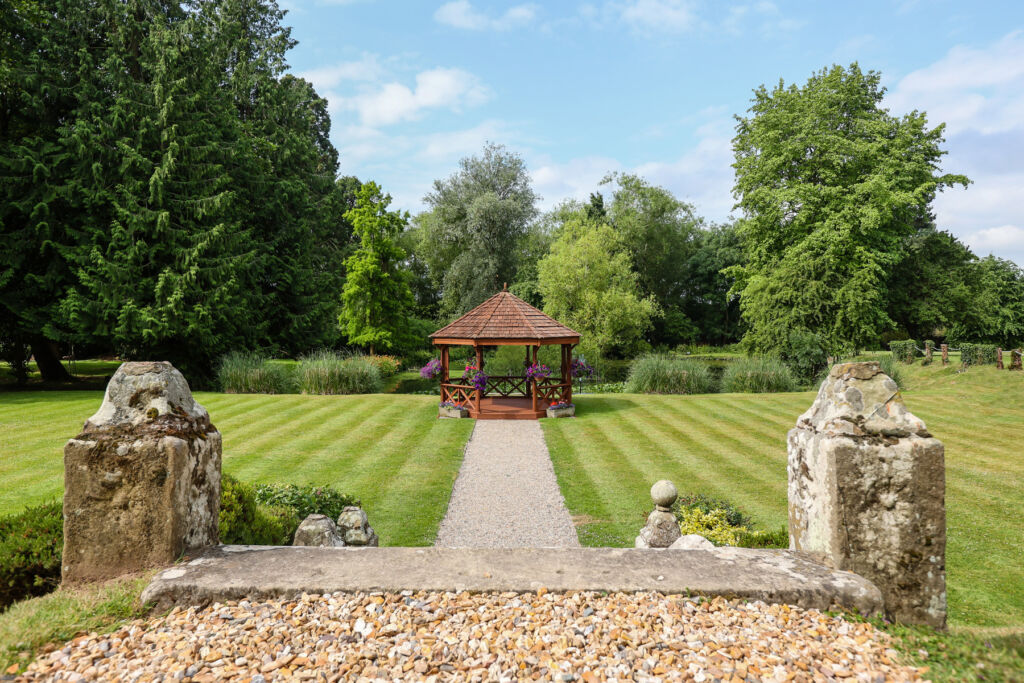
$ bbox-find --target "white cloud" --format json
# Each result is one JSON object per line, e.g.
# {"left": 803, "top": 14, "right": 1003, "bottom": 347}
{"left": 618, "top": 0, "right": 696, "bottom": 33}
{"left": 340, "top": 67, "right": 490, "bottom": 127}
{"left": 434, "top": 1, "right": 538, "bottom": 30}
{"left": 886, "top": 31, "right": 1024, "bottom": 265}
{"left": 297, "top": 55, "right": 384, "bottom": 90}
{"left": 531, "top": 156, "right": 623, "bottom": 208}
{"left": 418, "top": 120, "right": 515, "bottom": 162}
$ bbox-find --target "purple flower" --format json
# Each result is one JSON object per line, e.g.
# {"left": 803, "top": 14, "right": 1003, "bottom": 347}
{"left": 526, "top": 363, "right": 551, "bottom": 380}
{"left": 420, "top": 359, "right": 442, "bottom": 379}
{"left": 571, "top": 358, "right": 594, "bottom": 379}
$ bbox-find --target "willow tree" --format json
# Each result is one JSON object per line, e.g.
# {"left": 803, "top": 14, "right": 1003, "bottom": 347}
{"left": 730, "top": 64, "right": 969, "bottom": 354}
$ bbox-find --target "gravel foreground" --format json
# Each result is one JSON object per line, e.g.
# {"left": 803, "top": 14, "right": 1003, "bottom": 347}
{"left": 21, "top": 591, "right": 926, "bottom": 682}
{"left": 435, "top": 420, "right": 579, "bottom": 548}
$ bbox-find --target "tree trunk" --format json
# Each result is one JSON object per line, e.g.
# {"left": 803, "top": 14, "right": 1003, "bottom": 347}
{"left": 30, "top": 336, "right": 73, "bottom": 382}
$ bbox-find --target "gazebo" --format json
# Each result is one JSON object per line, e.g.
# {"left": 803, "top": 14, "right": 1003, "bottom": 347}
{"left": 429, "top": 286, "right": 581, "bottom": 419}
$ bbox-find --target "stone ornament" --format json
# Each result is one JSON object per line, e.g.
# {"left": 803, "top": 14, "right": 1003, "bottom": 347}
{"left": 635, "top": 479, "right": 682, "bottom": 548}
{"left": 63, "top": 361, "right": 221, "bottom": 583}
{"left": 337, "top": 506, "right": 379, "bottom": 546}
{"left": 669, "top": 534, "right": 714, "bottom": 550}
{"left": 293, "top": 514, "right": 345, "bottom": 547}
{"left": 788, "top": 361, "right": 946, "bottom": 627}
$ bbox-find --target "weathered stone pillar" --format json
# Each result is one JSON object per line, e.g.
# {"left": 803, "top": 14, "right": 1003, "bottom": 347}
{"left": 997, "top": 348, "right": 1004, "bottom": 369}
{"left": 63, "top": 362, "right": 221, "bottom": 583}
{"left": 941, "top": 343, "right": 948, "bottom": 365}
{"left": 787, "top": 362, "right": 946, "bottom": 627}
{"left": 1011, "top": 349, "right": 1023, "bottom": 371}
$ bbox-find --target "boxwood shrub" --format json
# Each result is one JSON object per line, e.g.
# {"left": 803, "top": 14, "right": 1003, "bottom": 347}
{"left": 0, "top": 502, "right": 63, "bottom": 611}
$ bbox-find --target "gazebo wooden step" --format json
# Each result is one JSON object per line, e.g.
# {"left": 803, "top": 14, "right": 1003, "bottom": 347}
{"left": 468, "top": 397, "right": 546, "bottom": 420}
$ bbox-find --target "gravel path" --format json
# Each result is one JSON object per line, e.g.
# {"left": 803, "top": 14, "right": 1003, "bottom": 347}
{"left": 434, "top": 420, "right": 580, "bottom": 548}
{"left": 23, "top": 592, "right": 924, "bottom": 682}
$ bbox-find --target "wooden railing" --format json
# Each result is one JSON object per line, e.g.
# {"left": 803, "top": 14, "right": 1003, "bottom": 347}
{"left": 534, "top": 379, "right": 571, "bottom": 407}
{"left": 441, "top": 383, "right": 478, "bottom": 411}
{"left": 484, "top": 375, "right": 529, "bottom": 397}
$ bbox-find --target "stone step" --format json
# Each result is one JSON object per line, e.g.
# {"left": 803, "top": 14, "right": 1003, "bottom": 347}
{"left": 141, "top": 545, "right": 882, "bottom": 617}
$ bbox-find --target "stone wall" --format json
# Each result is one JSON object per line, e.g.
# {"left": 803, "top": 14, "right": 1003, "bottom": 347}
{"left": 788, "top": 362, "right": 946, "bottom": 627}
{"left": 62, "top": 362, "right": 221, "bottom": 583}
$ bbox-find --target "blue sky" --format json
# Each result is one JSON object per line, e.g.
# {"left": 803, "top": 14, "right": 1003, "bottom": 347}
{"left": 282, "top": 0, "right": 1024, "bottom": 265}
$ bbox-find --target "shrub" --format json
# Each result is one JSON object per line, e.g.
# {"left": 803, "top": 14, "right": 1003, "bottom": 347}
{"left": 677, "top": 507, "right": 743, "bottom": 546}
{"left": 676, "top": 493, "right": 751, "bottom": 529}
{"left": 219, "top": 474, "right": 300, "bottom": 546}
{"left": 673, "top": 494, "right": 787, "bottom": 549}
{"left": 625, "top": 355, "right": 717, "bottom": 394}
{"left": 888, "top": 340, "right": 918, "bottom": 364}
{"left": 217, "top": 351, "right": 294, "bottom": 393}
{"left": 780, "top": 329, "right": 830, "bottom": 382}
{"left": 0, "top": 502, "right": 63, "bottom": 610}
{"left": 253, "top": 483, "right": 359, "bottom": 521}
{"left": 366, "top": 355, "right": 401, "bottom": 377}
{"left": 959, "top": 343, "right": 997, "bottom": 367}
{"left": 297, "top": 350, "right": 382, "bottom": 394}
{"left": 721, "top": 356, "right": 798, "bottom": 393}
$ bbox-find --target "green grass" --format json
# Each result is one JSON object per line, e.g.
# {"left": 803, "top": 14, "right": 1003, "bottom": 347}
{"left": 0, "top": 360, "right": 122, "bottom": 390}
{"left": 0, "top": 391, "right": 473, "bottom": 546}
{"left": 542, "top": 362, "right": 1024, "bottom": 632}
{"left": 0, "top": 574, "right": 153, "bottom": 675}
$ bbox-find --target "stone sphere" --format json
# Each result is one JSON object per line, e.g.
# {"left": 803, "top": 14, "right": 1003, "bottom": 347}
{"left": 650, "top": 480, "right": 678, "bottom": 508}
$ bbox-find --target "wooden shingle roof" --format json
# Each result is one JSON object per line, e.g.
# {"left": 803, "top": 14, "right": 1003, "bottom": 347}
{"left": 430, "top": 289, "right": 580, "bottom": 345}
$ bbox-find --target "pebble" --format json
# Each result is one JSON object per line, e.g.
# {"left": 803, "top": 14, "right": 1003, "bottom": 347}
{"left": 21, "top": 591, "right": 926, "bottom": 682}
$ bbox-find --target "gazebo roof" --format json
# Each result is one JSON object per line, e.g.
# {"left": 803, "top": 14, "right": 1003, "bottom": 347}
{"left": 430, "top": 289, "right": 580, "bottom": 346}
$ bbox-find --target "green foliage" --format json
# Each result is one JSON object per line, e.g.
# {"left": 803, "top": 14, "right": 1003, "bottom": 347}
{"left": 675, "top": 495, "right": 786, "bottom": 548}
{"left": 889, "top": 340, "right": 919, "bottom": 364}
{"left": 625, "top": 355, "right": 717, "bottom": 394}
{"left": 721, "top": 356, "right": 798, "bottom": 393}
{"left": 0, "top": 501, "right": 63, "bottom": 610}
{"left": 675, "top": 493, "right": 752, "bottom": 528}
{"left": 730, "top": 63, "right": 969, "bottom": 355}
{"left": 602, "top": 173, "right": 703, "bottom": 346}
{"left": 538, "top": 219, "right": 658, "bottom": 360}
{"left": 339, "top": 182, "right": 416, "bottom": 354}
{"left": 365, "top": 355, "right": 402, "bottom": 378}
{"left": 418, "top": 143, "right": 539, "bottom": 317}
{"left": 216, "top": 352, "right": 295, "bottom": 394}
{"left": 779, "top": 328, "right": 830, "bottom": 383}
{"left": 253, "top": 483, "right": 359, "bottom": 521}
{"left": 297, "top": 350, "right": 382, "bottom": 395}
{"left": 681, "top": 223, "right": 744, "bottom": 345}
{"left": 0, "top": 0, "right": 348, "bottom": 380}
{"left": 958, "top": 343, "right": 997, "bottom": 367}
{"left": 949, "top": 256, "right": 1024, "bottom": 348}
{"left": 218, "top": 474, "right": 300, "bottom": 546}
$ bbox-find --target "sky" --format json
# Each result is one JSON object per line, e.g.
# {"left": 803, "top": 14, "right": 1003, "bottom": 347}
{"left": 281, "top": 0, "right": 1024, "bottom": 265}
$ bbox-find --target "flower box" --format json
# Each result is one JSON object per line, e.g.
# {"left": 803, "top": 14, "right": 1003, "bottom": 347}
{"left": 439, "top": 404, "right": 470, "bottom": 419}
{"left": 546, "top": 403, "right": 575, "bottom": 418}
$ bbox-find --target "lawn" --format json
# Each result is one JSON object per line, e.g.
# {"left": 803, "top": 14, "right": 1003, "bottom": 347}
{"left": 541, "top": 362, "right": 1024, "bottom": 632}
{"left": 0, "top": 391, "right": 473, "bottom": 546}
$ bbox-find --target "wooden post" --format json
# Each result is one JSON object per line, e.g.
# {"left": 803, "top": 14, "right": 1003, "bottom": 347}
{"left": 474, "top": 345, "right": 483, "bottom": 409}
{"left": 441, "top": 346, "right": 449, "bottom": 382}
{"left": 941, "top": 344, "right": 948, "bottom": 366}
{"left": 997, "top": 348, "right": 1004, "bottom": 369}
{"left": 563, "top": 344, "right": 572, "bottom": 406}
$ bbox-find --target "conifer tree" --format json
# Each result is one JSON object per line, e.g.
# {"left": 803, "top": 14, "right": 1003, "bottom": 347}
{"left": 339, "top": 183, "right": 414, "bottom": 354}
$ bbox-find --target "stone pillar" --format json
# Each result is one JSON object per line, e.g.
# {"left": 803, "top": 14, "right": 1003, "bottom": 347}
{"left": 635, "top": 480, "right": 681, "bottom": 548}
{"left": 62, "top": 362, "right": 222, "bottom": 583}
{"left": 941, "top": 343, "right": 948, "bottom": 366}
{"left": 1010, "top": 349, "right": 1022, "bottom": 371}
{"left": 997, "top": 348, "right": 1003, "bottom": 369}
{"left": 924, "top": 341, "right": 934, "bottom": 365}
{"left": 787, "top": 362, "right": 946, "bottom": 627}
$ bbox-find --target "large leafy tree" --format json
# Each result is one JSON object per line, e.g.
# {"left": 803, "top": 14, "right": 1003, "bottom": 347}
{"left": 682, "top": 222, "right": 744, "bottom": 345}
{"left": 339, "top": 182, "right": 415, "bottom": 354}
{"left": 950, "top": 256, "right": 1024, "bottom": 347}
{"left": 730, "top": 64, "right": 969, "bottom": 353}
{"left": 537, "top": 218, "right": 658, "bottom": 360}
{"left": 604, "top": 174, "right": 703, "bottom": 345}
{"left": 418, "top": 143, "right": 539, "bottom": 318}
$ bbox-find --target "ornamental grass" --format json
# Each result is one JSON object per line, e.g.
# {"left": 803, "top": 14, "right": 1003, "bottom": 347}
{"left": 624, "top": 354, "right": 717, "bottom": 394}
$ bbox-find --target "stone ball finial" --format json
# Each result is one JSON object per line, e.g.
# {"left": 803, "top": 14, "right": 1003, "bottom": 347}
{"left": 650, "top": 479, "right": 678, "bottom": 510}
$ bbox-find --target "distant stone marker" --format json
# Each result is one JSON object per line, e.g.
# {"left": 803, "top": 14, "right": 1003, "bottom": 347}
{"left": 788, "top": 361, "right": 946, "bottom": 627}
{"left": 62, "top": 361, "right": 222, "bottom": 583}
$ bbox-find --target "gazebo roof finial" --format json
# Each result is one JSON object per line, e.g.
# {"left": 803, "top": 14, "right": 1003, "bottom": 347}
{"left": 503, "top": 282, "right": 508, "bottom": 291}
